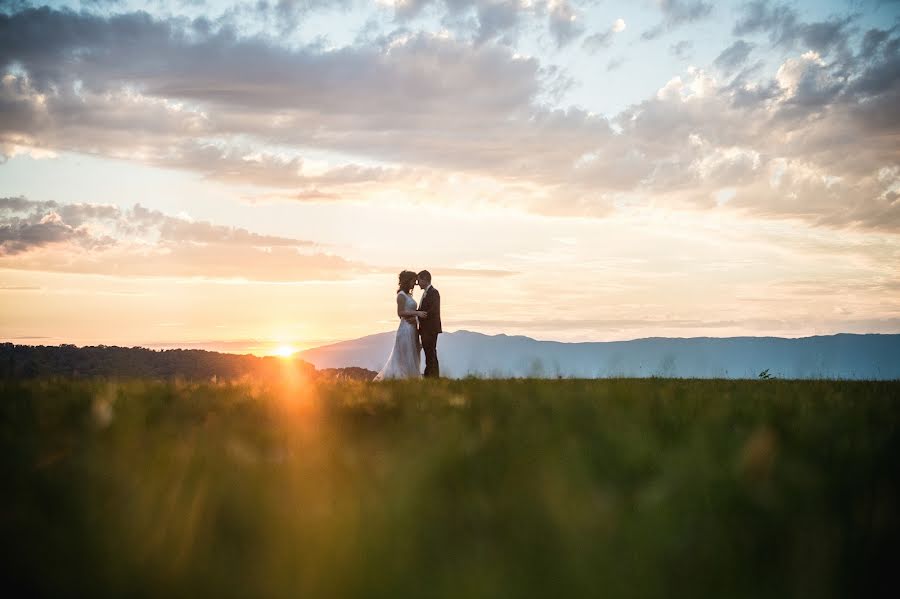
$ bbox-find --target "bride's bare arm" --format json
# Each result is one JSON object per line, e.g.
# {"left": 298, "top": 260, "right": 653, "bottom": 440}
{"left": 397, "top": 294, "right": 426, "bottom": 318}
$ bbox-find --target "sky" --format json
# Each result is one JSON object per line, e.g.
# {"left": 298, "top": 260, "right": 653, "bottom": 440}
{"left": 1, "top": 0, "right": 899, "bottom": 355}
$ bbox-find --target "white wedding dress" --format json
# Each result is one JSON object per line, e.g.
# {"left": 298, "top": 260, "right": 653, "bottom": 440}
{"left": 374, "top": 291, "right": 422, "bottom": 380}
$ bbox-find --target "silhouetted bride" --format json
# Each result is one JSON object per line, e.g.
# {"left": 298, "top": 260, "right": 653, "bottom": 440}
{"left": 374, "top": 270, "right": 427, "bottom": 380}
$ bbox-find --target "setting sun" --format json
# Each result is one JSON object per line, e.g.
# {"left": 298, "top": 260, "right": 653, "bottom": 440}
{"left": 274, "top": 344, "right": 296, "bottom": 358}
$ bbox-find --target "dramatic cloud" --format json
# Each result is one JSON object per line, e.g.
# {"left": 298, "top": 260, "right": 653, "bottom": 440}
{"left": 0, "top": 10, "right": 541, "bottom": 118}
{"left": 610, "top": 45, "right": 900, "bottom": 229}
{"left": 1, "top": 4, "right": 899, "bottom": 233}
{"left": 733, "top": 0, "right": 856, "bottom": 56}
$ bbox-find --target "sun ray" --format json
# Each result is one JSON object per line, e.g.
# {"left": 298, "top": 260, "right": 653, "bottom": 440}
{"left": 274, "top": 344, "right": 296, "bottom": 358}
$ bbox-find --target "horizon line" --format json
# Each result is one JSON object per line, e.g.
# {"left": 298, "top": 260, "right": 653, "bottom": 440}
{"left": 4, "top": 329, "right": 900, "bottom": 358}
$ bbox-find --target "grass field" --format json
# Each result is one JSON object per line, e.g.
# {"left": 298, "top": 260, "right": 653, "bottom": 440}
{"left": 1, "top": 377, "right": 898, "bottom": 598}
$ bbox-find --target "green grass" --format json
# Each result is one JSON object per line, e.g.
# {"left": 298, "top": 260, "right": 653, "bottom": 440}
{"left": 1, "top": 378, "right": 898, "bottom": 598}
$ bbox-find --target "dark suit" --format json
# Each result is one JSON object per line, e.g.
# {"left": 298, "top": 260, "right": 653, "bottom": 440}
{"left": 417, "top": 286, "right": 441, "bottom": 378}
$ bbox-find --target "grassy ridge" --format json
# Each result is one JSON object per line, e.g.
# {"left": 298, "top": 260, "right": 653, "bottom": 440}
{"left": 1, "top": 378, "right": 898, "bottom": 598}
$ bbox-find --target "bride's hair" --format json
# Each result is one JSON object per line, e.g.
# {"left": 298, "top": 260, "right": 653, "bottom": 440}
{"left": 397, "top": 270, "right": 417, "bottom": 294}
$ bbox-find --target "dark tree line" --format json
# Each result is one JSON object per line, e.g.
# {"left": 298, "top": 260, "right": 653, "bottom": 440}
{"left": 0, "top": 343, "right": 376, "bottom": 381}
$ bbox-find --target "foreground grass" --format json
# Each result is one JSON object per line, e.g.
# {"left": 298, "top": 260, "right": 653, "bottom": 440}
{"left": 1, "top": 378, "right": 898, "bottom": 598}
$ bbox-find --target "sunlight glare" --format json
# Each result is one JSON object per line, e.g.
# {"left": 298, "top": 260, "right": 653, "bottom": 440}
{"left": 274, "top": 344, "right": 296, "bottom": 358}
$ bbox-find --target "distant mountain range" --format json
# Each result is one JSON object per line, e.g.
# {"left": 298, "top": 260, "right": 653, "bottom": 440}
{"left": 299, "top": 331, "right": 900, "bottom": 380}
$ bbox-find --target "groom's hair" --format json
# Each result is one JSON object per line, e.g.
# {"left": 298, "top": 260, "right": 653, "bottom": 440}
{"left": 417, "top": 270, "right": 431, "bottom": 283}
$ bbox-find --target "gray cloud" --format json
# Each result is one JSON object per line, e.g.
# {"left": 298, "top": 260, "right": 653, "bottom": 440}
{"left": 583, "top": 29, "right": 613, "bottom": 53}
{"left": 0, "top": 195, "right": 316, "bottom": 255}
{"left": 860, "top": 26, "right": 897, "bottom": 59}
{"left": 0, "top": 6, "right": 558, "bottom": 189}
{"left": 713, "top": 39, "right": 755, "bottom": 74}
{"left": 606, "top": 24, "right": 900, "bottom": 230}
{"left": 388, "top": 0, "right": 588, "bottom": 46}
{"left": 471, "top": 0, "right": 522, "bottom": 44}
{"left": 253, "top": 0, "right": 354, "bottom": 34}
{"left": 390, "top": 0, "right": 520, "bottom": 44}
{"left": 546, "top": 0, "right": 584, "bottom": 48}
{"left": 733, "top": 0, "right": 856, "bottom": 56}
{"left": 0, "top": 8, "right": 540, "bottom": 120}
{"left": 642, "top": 0, "right": 713, "bottom": 41}
{"left": 1, "top": 5, "right": 899, "bottom": 233}
{"left": 669, "top": 39, "right": 693, "bottom": 59}
{"left": 148, "top": 141, "right": 397, "bottom": 191}
{"left": 0, "top": 197, "right": 116, "bottom": 255}
{"left": 583, "top": 18, "right": 626, "bottom": 54}
{"left": 392, "top": 0, "right": 432, "bottom": 20}
{"left": 606, "top": 56, "right": 626, "bottom": 71}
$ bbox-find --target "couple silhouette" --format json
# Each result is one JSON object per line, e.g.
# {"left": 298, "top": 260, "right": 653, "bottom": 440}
{"left": 374, "top": 270, "right": 441, "bottom": 380}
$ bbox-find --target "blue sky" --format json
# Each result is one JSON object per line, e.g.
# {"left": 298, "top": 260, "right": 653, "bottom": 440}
{"left": 1, "top": 0, "right": 899, "bottom": 353}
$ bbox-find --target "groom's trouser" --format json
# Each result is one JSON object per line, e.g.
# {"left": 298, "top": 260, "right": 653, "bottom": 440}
{"left": 421, "top": 332, "right": 440, "bottom": 378}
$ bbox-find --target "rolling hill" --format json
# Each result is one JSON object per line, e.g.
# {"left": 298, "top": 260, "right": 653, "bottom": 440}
{"left": 299, "top": 330, "right": 900, "bottom": 379}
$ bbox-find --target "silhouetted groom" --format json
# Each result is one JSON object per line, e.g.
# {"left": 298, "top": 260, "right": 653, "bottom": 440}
{"left": 416, "top": 270, "right": 441, "bottom": 378}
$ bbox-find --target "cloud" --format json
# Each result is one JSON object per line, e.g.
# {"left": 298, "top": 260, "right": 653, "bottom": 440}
{"left": 0, "top": 196, "right": 368, "bottom": 280}
{"left": 0, "top": 7, "right": 560, "bottom": 190}
{"left": 642, "top": 0, "right": 713, "bottom": 41}
{"left": 148, "top": 141, "right": 398, "bottom": 191}
{"left": 669, "top": 40, "right": 693, "bottom": 59}
{"left": 607, "top": 29, "right": 900, "bottom": 230}
{"left": 0, "top": 196, "right": 531, "bottom": 280}
{"left": 583, "top": 18, "right": 626, "bottom": 53}
{"left": 606, "top": 56, "right": 626, "bottom": 71}
{"left": 384, "top": 0, "right": 597, "bottom": 47}
{"left": 0, "top": 8, "right": 540, "bottom": 120}
{"left": 390, "top": 1, "right": 518, "bottom": 44}
{"left": 713, "top": 39, "right": 755, "bottom": 75}
{"left": 252, "top": 0, "right": 355, "bottom": 34}
{"left": 434, "top": 266, "right": 520, "bottom": 277}
{"left": 733, "top": 0, "right": 856, "bottom": 56}
{"left": 774, "top": 50, "right": 843, "bottom": 106}
{"left": 472, "top": 0, "right": 523, "bottom": 43}
{"left": 0, "top": 197, "right": 117, "bottom": 255}
{"left": 860, "top": 26, "right": 896, "bottom": 60}
{"left": 2, "top": 5, "right": 899, "bottom": 233}
{"left": 546, "top": 0, "right": 584, "bottom": 48}
{"left": 0, "top": 196, "right": 320, "bottom": 248}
